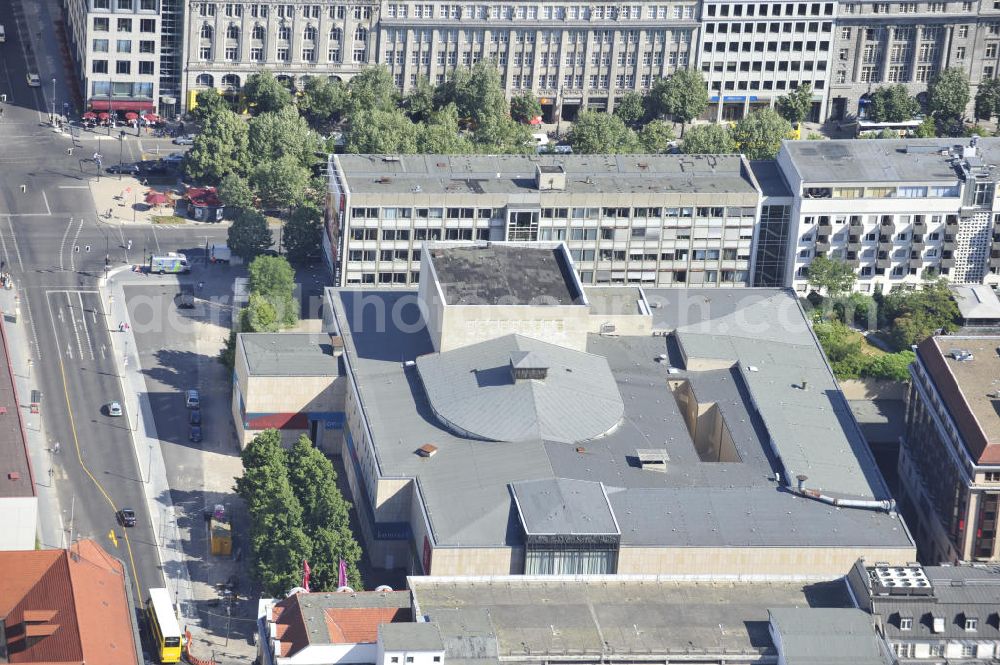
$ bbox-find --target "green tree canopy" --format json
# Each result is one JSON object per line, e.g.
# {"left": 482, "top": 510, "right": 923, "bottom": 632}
{"left": 472, "top": 114, "right": 532, "bottom": 152}
{"left": 417, "top": 104, "right": 474, "bottom": 153}
{"left": 869, "top": 84, "right": 921, "bottom": 123}
{"left": 567, "top": 111, "right": 639, "bottom": 153}
{"left": 404, "top": 77, "right": 436, "bottom": 123}
{"left": 247, "top": 254, "right": 298, "bottom": 326}
{"left": 880, "top": 278, "right": 960, "bottom": 350}
{"left": 455, "top": 60, "right": 509, "bottom": 129}
{"left": 227, "top": 207, "right": 273, "bottom": 260}
{"left": 299, "top": 76, "right": 345, "bottom": 127}
{"left": 240, "top": 291, "right": 280, "bottom": 332}
{"left": 283, "top": 204, "right": 323, "bottom": 263}
{"left": 185, "top": 108, "right": 250, "bottom": 185}
{"left": 682, "top": 123, "right": 736, "bottom": 154}
{"left": 928, "top": 67, "right": 971, "bottom": 119}
{"left": 192, "top": 88, "right": 230, "bottom": 123}
{"left": 646, "top": 70, "right": 709, "bottom": 133}
{"left": 248, "top": 105, "right": 322, "bottom": 168}
{"left": 915, "top": 115, "right": 938, "bottom": 138}
{"left": 730, "top": 108, "right": 792, "bottom": 159}
{"left": 345, "top": 108, "right": 419, "bottom": 153}
{"left": 975, "top": 77, "right": 1000, "bottom": 122}
{"left": 510, "top": 92, "right": 543, "bottom": 124}
{"left": 217, "top": 173, "right": 256, "bottom": 211}
{"left": 637, "top": 120, "right": 677, "bottom": 153}
{"left": 250, "top": 156, "right": 311, "bottom": 210}
{"left": 776, "top": 83, "right": 814, "bottom": 125}
{"left": 345, "top": 65, "right": 398, "bottom": 115}
{"left": 243, "top": 70, "right": 294, "bottom": 115}
{"left": 613, "top": 91, "right": 647, "bottom": 127}
{"left": 806, "top": 255, "right": 857, "bottom": 296}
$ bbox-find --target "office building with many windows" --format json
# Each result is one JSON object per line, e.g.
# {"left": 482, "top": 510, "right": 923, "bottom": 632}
{"left": 325, "top": 153, "right": 763, "bottom": 289}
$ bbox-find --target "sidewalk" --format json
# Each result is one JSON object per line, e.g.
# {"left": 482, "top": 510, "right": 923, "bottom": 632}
{"left": 0, "top": 289, "right": 65, "bottom": 550}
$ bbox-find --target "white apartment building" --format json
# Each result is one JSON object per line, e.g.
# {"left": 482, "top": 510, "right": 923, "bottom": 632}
{"left": 325, "top": 153, "right": 763, "bottom": 288}
{"left": 776, "top": 138, "right": 1000, "bottom": 293}
{"left": 65, "top": 0, "right": 161, "bottom": 115}
{"left": 698, "top": 0, "right": 836, "bottom": 122}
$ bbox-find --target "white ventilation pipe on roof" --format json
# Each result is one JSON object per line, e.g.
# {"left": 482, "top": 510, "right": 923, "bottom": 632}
{"left": 793, "top": 486, "right": 896, "bottom": 513}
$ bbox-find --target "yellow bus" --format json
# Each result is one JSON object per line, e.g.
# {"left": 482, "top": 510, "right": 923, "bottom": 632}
{"left": 146, "top": 587, "right": 182, "bottom": 663}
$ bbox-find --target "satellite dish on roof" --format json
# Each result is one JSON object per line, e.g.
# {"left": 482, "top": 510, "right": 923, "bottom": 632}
{"left": 285, "top": 587, "right": 308, "bottom": 597}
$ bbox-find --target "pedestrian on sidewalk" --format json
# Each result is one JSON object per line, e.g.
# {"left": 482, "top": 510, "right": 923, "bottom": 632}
{"left": 127, "top": 239, "right": 132, "bottom": 250}
{"left": 53, "top": 441, "right": 60, "bottom": 454}
{"left": 118, "top": 322, "right": 124, "bottom": 332}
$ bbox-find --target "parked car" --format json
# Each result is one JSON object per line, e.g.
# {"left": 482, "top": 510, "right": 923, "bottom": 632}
{"left": 106, "top": 163, "right": 140, "bottom": 175}
{"left": 172, "top": 135, "right": 195, "bottom": 145}
{"left": 106, "top": 401, "right": 123, "bottom": 417}
{"left": 117, "top": 508, "right": 136, "bottom": 527}
{"left": 185, "top": 389, "right": 200, "bottom": 409}
{"left": 174, "top": 289, "right": 194, "bottom": 309}
{"left": 189, "top": 425, "right": 202, "bottom": 443}
{"left": 189, "top": 409, "right": 202, "bottom": 425}
{"left": 136, "top": 160, "right": 168, "bottom": 176}
{"left": 162, "top": 153, "right": 185, "bottom": 164}
{"left": 26, "top": 73, "right": 40, "bottom": 87}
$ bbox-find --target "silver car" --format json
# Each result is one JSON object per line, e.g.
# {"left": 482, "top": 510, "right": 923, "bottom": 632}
{"left": 107, "top": 401, "right": 123, "bottom": 417}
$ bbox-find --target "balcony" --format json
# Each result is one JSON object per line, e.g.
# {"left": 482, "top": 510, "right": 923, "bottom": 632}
{"left": 876, "top": 257, "right": 892, "bottom": 268}
{"left": 815, "top": 241, "right": 830, "bottom": 252}
{"left": 817, "top": 216, "right": 832, "bottom": 229}
{"left": 849, "top": 216, "right": 863, "bottom": 228}
{"left": 946, "top": 215, "right": 959, "bottom": 227}
{"left": 912, "top": 216, "right": 928, "bottom": 234}
{"left": 991, "top": 256, "right": 1000, "bottom": 268}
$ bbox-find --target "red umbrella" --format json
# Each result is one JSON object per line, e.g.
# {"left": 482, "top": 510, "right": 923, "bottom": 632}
{"left": 82, "top": 111, "right": 97, "bottom": 120}
{"left": 98, "top": 112, "right": 110, "bottom": 120}
{"left": 142, "top": 113, "right": 160, "bottom": 123}
{"left": 144, "top": 191, "right": 169, "bottom": 207}
{"left": 125, "top": 112, "right": 139, "bottom": 121}
{"left": 529, "top": 115, "right": 543, "bottom": 125}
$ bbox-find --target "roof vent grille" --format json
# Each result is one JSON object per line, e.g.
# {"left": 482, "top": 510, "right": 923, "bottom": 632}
{"left": 951, "top": 349, "right": 975, "bottom": 361}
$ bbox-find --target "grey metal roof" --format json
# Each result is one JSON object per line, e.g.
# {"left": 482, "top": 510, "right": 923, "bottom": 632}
{"left": 950, "top": 284, "right": 1000, "bottom": 321}
{"left": 511, "top": 478, "right": 619, "bottom": 536}
{"left": 239, "top": 333, "right": 340, "bottom": 377}
{"left": 330, "top": 287, "right": 912, "bottom": 552}
{"left": 410, "top": 576, "right": 853, "bottom": 662}
{"left": 334, "top": 153, "right": 758, "bottom": 197}
{"left": 849, "top": 400, "right": 907, "bottom": 446}
{"left": 781, "top": 138, "right": 1000, "bottom": 184}
{"left": 767, "top": 608, "right": 886, "bottom": 665}
{"left": 750, "top": 159, "right": 793, "bottom": 198}
{"left": 416, "top": 334, "right": 624, "bottom": 444}
{"left": 378, "top": 622, "right": 444, "bottom": 652}
{"left": 427, "top": 244, "right": 582, "bottom": 306}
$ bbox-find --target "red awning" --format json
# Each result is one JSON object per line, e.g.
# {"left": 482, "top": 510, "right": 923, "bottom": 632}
{"left": 89, "top": 100, "right": 155, "bottom": 112}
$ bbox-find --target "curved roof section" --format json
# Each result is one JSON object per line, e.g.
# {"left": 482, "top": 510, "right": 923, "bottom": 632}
{"left": 416, "top": 334, "right": 623, "bottom": 444}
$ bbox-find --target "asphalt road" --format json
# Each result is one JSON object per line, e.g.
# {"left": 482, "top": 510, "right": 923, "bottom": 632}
{"left": 0, "top": 0, "right": 227, "bottom": 611}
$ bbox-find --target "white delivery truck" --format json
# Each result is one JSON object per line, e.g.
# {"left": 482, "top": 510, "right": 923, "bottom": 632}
{"left": 149, "top": 252, "right": 191, "bottom": 274}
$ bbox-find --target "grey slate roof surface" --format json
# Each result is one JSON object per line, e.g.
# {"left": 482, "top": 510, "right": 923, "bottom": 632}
{"left": 768, "top": 608, "right": 886, "bottom": 665}
{"left": 416, "top": 334, "right": 624, "bottom": 443}
{"left": 781, "top": 138, "right": 1000, "bottom": 184}
{"left": 239, "top": 333, "right": 340, "bottom": 377}
{"left": 378, "top": 622, "right": 444, "bottom": 652}
{"left": 335, "top": 153, "right": 758, "bottom": 196}
{"left": 411, "top": 577, "right": 853, "bottom": 661}
{"left": 511, "top": 478, "right": 619, "bottom": 536}
{"left": 331, "top": 287, "right": 912, "bottom": 550}
{"left": 750, "top": 159, "right": 793, "bottom": 197}
{"left": 950, "top": 284, "right": 1000, "bottom": 321}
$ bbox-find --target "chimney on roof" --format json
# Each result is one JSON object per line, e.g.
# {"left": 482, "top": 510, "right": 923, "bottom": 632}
{"left": 535, "top": 164, "right": 566, "bottom": 191}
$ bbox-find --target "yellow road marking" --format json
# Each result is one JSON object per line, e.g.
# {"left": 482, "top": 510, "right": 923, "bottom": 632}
{"left": 56, "top": 353, "right": 143, "bottom": 599}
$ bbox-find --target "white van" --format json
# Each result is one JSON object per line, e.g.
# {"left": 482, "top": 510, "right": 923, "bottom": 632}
{"left": 0, "top": 25, "right": 7, "bottom": 43}
{"left": 531, "top": 132, "right": 550, "bottom": 147}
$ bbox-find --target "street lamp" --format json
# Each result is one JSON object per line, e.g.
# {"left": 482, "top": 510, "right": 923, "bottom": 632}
{"left": 107, "top": 81, "right": 113, "bottom": 136}
{"left": 50, "top": 78, "right": 56, "bottom": 125}
{"left": 118, "top": 130, "right": 125, "bottom": 180}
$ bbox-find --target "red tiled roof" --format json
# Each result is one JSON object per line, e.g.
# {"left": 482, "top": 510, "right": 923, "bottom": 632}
{"left": 324, "top": 607, "right": 408, "bottom": 644}
{"left": 0, "top": 540, "right": 138, "bottom": 665}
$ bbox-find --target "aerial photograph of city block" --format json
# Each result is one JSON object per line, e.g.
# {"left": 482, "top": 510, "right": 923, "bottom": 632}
{"left": 2, "top": 0, "right": 1000, "bottom": 662}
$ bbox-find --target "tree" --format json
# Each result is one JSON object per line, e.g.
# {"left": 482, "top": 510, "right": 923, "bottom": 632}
{"left": 637, "top": 120, "right": 677, "bottom": 153}
{"left": 228, "top": 207, "right": 273, "bottom": 260}
{"left": 806, "top": 255, "right": 857, "bottom": 297}
{"left": 345, "top": 65, "right": 398, "bottom": 115}
{"left": 241, "top": 291, "right": 280, "bottom": 332}
{"left": 730, "top": 108, "right": 792, "bottom": 159}
{"left": 776, "top": 83, "right": 813, "bottom": 126}
{"left": 404, "top": 77, "right": 436, "bottom": 123}
{"left": 192, "top": 88, "right": 230, "bottom": 123}
{"left": 881, "top": 278, "right": 960, "bottom": 350}
{"left": 217, "top": 173, "right": 255, "bottom": 211}
{"left": 417, "top": 104, "right": 474, "bottom": 153}
{"left": 865, "top": 351, "right": 916, "bottom": 382}
{"left": 344, "top": 109, "right": 419, "bottom": 153}
{"left": 975, "top": 77, "right": 1000, "bottom": 123}
{"left": 455, "top": 60, "right": 509, "bottom": 129}
{"left": 682, "top": 123, "right": 736, "bottom": 154}
{"left": 646, "top": 70, "right": 709, "bottom": 135}
{"left": 869, "top": 84, "right": 920, "bottom": 123}
{"left": 185, "top": 108, "right": 250, "bottom": 185}
{"left": 510, "top": 92, "right": 542, "bottom": 124}
{"left": 567, "top": 111, "right": 640, "bottom": 153}
{"left": 243, "top": 70, "right": 293, "bottom": 115}
{"left": 248, "top": 106, "right": 322, "bottom": 168}
{"left": 613, "top": 91, "right": 647, "bottom": 127}
{"left": 285, "top": 435, "right": 363, "bottom": 590}
{"left": 250, "top": 156, "right": 311, "bottom": 210}
{"left": 247, "top": 255, "right": 298, "bottom": 327}
{"left": 928, "top": 67, "right": 971, "bottom": 120}
{"left": 915, "top": 115, "right": 937, "bottom": 138}
{"left": 284, "top": 204, "right": 323, "bottom": 263}
{"left": 299, "top": 77, "right": 345, "bottom": 127}
{"left": 472, "top": 115, "right": 532, "bottom": 153}
{"left": 875, "top": 128, "right": 899, "bottom": 139}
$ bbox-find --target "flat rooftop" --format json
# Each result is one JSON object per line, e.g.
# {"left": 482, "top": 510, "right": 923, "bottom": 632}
{"left": 239, "top": 333, "right": 340, "bottom": 377}
{"left": 749, "top": 159, "right": 792, "bottom": 197}
{"left": 334, "top": 154, "right": 759, "bottom": 197}
{"left": 409, "top": 576, "right": 852, "bottom": 662}
{"left": 583, "top": 286, "right": 646, "bottom": 316}
{"left": 427, "top": 244, "right": 580, "bottom": 306}
{"left": 917, "top": 336, "right": 1000, "bottom": 464}
{"left": 0, "top": 319, "right": 33, "bottom": 498}
{"left": 950, "top": 284, "right": 1000, "bottom": 321}
{"left": 331, "top": 286, "right": 912, "bottom": 552}
{"left": 782, "top": 138, "right": 1000, "bottom": 184}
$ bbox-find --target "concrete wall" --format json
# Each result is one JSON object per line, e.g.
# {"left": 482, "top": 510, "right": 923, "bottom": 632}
{"left": 587, "top": 313, "right": 653, "bottom": 337}
{"left": 437, "top": 303, "right": 593, "bottom": 352}
{"left": 428, "top": 546, "right": 523, "bottom": 577}
{"left": 0, "top": 497, "right": 37, "bottom": 550}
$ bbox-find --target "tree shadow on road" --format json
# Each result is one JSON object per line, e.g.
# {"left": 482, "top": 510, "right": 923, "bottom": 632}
{"left": 140, "top": 348, "right": 215, "bottom": 392}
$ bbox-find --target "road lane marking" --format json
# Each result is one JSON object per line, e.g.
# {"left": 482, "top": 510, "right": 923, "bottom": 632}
{"left": 58, "top": 185, "right": 90, "bottom": 189}
{"left": 77, "top": 292, "right": 95, "bottom": 360}
{"left": 42, "top": 192, "right": 51, "bottom": 215}
{"left": 69, "top": 217, "right": 84, "bottom": 273}
{"left": 5, "top": 217, "right": 24, "bottom": 272}
{"left": 59, "top": 218, "right": 73, "bottom": 271}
